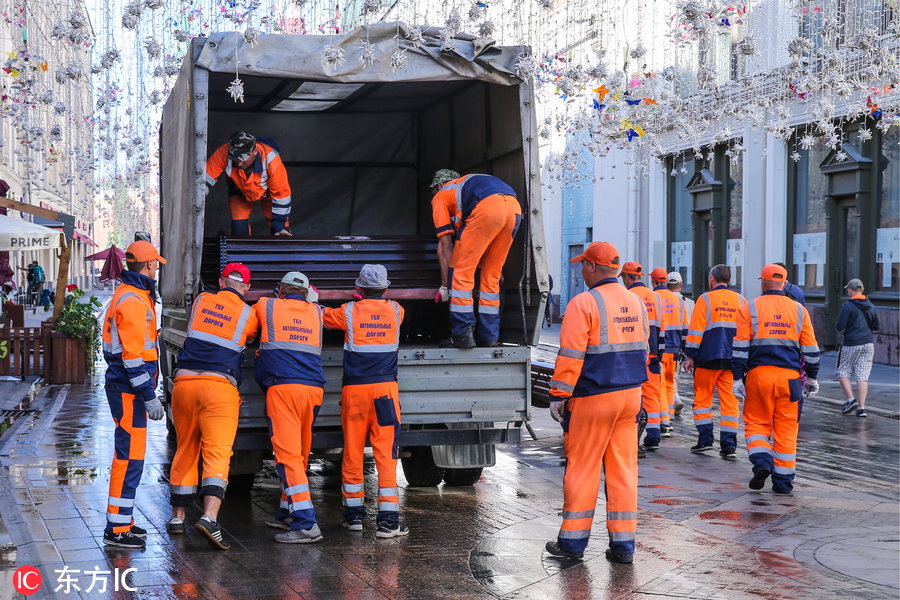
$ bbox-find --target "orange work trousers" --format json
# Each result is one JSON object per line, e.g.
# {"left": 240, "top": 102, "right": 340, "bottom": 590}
{"left": 228, "top": 193, "right": 290, "bottom": 235}
{"left": 660, "top": 353, "right": 677, "bottom": 425}
{"left": 105, "top": 390, "right": 147, "bottom": 534}
{"left": 267, "top": 383, "right": 323, "bottom": 530}
{"left": 558, "top": 387, "right": 640, "bottom": 555}
{"left": 448, "top": 194, "right": 521, "bottom": 344}
{"left": 693, "top": 368, "right": 740, "bottom": 450}
{"left": 341, "top": 381, "right": 401, "bottom": 525}
{"left": 169, "top": 375, "right": 240, "bottom": 506}
{"left": 743, "top": 365, "right": 801, "bottom": 493}
{"left": 641, "top": 363, "right": 662, "bottom": 446}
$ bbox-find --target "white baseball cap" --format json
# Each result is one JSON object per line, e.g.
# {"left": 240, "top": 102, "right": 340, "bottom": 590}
{"left": 667, "top": 271, "right": 683, "bottom": 284}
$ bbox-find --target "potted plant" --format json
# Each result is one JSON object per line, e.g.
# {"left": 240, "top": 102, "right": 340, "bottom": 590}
{"left": 49, "top": 287, "right": 102, "bottom": 383}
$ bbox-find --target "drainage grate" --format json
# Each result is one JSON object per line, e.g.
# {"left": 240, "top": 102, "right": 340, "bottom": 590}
{"left": 0, "top": 409, "right": 38, "bottom": 418}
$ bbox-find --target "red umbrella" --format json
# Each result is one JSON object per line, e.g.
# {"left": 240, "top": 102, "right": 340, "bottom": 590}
{"left": 99, "top": 251, "right": 124, "bottom": 283}
{"left": 85, "top": 244, "right": 126, "bottom": 261}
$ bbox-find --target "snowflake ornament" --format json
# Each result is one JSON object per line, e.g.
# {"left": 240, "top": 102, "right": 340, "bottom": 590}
{"left": 322, "top": 43, "right": 346, "bottom": 68}
{"left": 390, "top": 47, "right": 408, "bottom": 72}
{"left": 360, "top": 0, "right": 379, "bottom": 17}
{"left": 174, "top": 29, "right": 191, "bottom": 43}
{"left": 122, "top": 1, "right": 144, "bottom": 29}
{"left": 630, "top": 44, "right": 647, "bottom": 61}
{"left": 468, "top": 4, "right": 483, "bottom": 22}
{"left": 477, "top": 20, "right": 495, "bottom": 38}
{"left": 834, "top": 150, "right": 848, "bottom": 162}
{"left": 537, "top": 0, "right": 554, "bottom": 9}
{"left": 787, "top": 37, "right": 812, "bottom": 59}
{"left": 359, "top": 40, "right": 376, "bottom": 68}
{"left": 857, "top": 128, "right": 873, "bottom": 142}
{"left": 40, "top": 90, "right": 54, "bottom": 104}
{"left": 243, "top": 27, "right": 261, "bottom": 46}
{"left": 144, "top": 0, "right": 163, "bottom": 9}
{"left": 514, "top": 52, "right": 537, "bottom": 80}
{"left": 144, "top": 38, "right": 161, "bottom": 58}
{"left": 737, "top": 36, "right": 755, "bottom": 56}
{"left": 100, "top": 49, "right": 120, "bottom": 69}
{"left": 53, "top": 102, "right": 67, "bottom": 115}
{"left": 69, "top": 11, "right": 87, "bottom": 29}
{"left": 405, "top": 26, "right": 425, "bottom": 47}
{"left": 438, "top": 28, "right": 455, "bottom": 52}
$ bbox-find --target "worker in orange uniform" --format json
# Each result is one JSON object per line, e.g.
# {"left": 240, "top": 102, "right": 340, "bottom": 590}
{"left": 168, "top": 263, "right": 259, "bottom": 550}
{"left": 429, "top": 169, "right": 522, "bottom": 349}
{"left": 682, "top": 265, "right": 747, "bottom": 459}
{"left": 205, "top": 131, "right": 293, "bottom": 237}
{"left": 667, "top": 271, "right": 694, "bottom": 416}
{"left": 545, "top": 242, "right": 649, "bottom": 564}
{"left": 323, "top": 264, "right": 409, "bottom": 538}
{"left": 652, "top": 268, "right": 687, "bottom": 437}
{"left": 100, "top": 240, "right": 167, "bottom": 549}
{"left": 255, "top": 271, "right": 326, "bottom": 543}
{"left": 732, "top": 264, "right": 820, "bottom": 494}
{"left": 620, "top": 262, "right": 665, "bottom": 452}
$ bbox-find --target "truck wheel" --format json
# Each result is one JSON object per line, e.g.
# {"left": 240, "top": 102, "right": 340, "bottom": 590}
{"left": 442, "top": 467, "right": 484, "bottom": 486}
{"left": 401, "top": 447, "right": 445, "bottom": 487}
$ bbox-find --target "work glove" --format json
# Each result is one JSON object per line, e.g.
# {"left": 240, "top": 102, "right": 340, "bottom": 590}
{"left": 144, "top": 396, "right": 165, "bottom": 421}
{"left": 434, "top": 286, "right": 449, "bottom": 303}
{"left": 352, "top": 293, "right": 363, "bottom": 301}
{"left": 307, "top": 285, "right": 319, "bottom": 303}
{"left": 732, "top": 379, "right": 746, "bottom": 400}
{"left": 549, "top": 400, "right": 567, "bottom": 423}
{"left": 648, "top": 358, "right": 661, "bottom": 375}
{"left": 803, "top": 378, "right": 819, "bottom": 396}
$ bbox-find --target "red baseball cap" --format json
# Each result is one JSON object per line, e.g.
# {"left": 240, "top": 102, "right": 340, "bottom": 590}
{"left": 621, "top": 261, "right": 643, "bottom": 275}
{"left": 221, "top": 262, "right": 251, "bottom": 283}
{"left": 650, "top": 267, "right": 668, "bottom": 282}
{"left": 760, "top": 264, "right": 787, "bottom": 282}
{"left": 125, "top": 240, "right": 166, "bottom": 264}
{"left": 569, "top": 241, "right": 621, "bottom": 269}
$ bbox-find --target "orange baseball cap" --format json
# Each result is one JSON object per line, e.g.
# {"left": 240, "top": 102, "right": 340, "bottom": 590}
{"left": 569, "top": 241, "right": 621, "bottom": 268}
{"left": 650, "top": 267, "right": 668, "bottom": 282}
{"left": 125, "top": 240, "right": 166, "bottom": 264}
{"left": 621, "top": 261, "right": 643, "bottom": 275}
{"left": 760, "top": 264, "right": 787, "bottom": 281}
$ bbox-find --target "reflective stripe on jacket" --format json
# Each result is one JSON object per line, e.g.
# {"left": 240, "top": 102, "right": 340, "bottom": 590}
{"left": 550, "top": 278, "right": 649, "bottom": 398}
{"left": 323, "top": 298, "right": 405, "bottom": 386}
{"left": 176, "top": 288, "right": 258, "bottom": 387}
{"left": 627, "top": 282, "right": 664, "bottom": 359}
{"left": 684, "top": 286, "right": 747, "bottom": 366}
{"left": 655, "top": 287, "right": 687, "bottom": 354}
{"left": 102, "top": 270, "right": 158, "bottom": 401}
{"left": 732, "top": 290, "right": 820, "bottom": 381}
{"left": 253, "top": 295, "right": 325, "bottom": 388}
{"left": 205, "top": 141, "right": 292, "bottom": 231}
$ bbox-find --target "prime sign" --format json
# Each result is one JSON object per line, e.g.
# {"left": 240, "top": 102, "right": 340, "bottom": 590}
{"left": 9, "top": 235, "right": 54, "bottom": 248}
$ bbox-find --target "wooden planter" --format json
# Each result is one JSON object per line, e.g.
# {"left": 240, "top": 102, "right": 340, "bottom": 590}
{"left": 50, "top": 331, "right": 89, "bottom": 384}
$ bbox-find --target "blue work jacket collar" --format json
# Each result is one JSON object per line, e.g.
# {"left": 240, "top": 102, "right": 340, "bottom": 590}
{"left": 284, "top": 293, "right": 308, "bottom": 302}
{"left": 712, "top": 284, "right": 729, "bottom": 290}
{"left": 590, "top": 277, "right": 620, "bottom": 289}
{"left": 220, "top": 287, "right": 245, "bottom": 301}
{"left": 120, "top": 270, "right": 156, "bottom": 294}
{"left": 653, "top": 285, "right": 667, "bottom": 291}
{"left": 627, "top": 282, "right": 647, "bottom": 289}
{"left": 762, "top": 290, "right": 786, "bottom": 296}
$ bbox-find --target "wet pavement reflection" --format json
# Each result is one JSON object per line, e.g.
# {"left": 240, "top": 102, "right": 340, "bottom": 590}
{"left": 0, "top": 374, "right": 897, "bottom": 599}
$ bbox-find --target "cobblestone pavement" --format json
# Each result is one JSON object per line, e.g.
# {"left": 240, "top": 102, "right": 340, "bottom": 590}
{"left": 0, "top": 360, "right": 897, "bottom": 599}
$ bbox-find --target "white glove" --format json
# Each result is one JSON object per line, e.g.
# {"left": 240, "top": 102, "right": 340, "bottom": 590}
{"left": 307, "top": 285, "right": 319, "bottom": 303}
{"left": 549, "top": 400, "right": 567, "bottom": 423}
{"left": 144, "top": 396, "right": 165, "bottom": 421}
{"left": 732, "top": 379, "right": 745, "bottom": 400}
{"left": 803, "top": 378, "right": 819, "bottom": 396}
{"left": 435, "top": 286, "right": 449, "bottom": 303}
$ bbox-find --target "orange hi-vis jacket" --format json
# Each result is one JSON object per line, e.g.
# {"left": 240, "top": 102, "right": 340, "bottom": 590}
{"left": 176, "top": 288, "right": 259, "bottom": 387}
{"left": 684, "top": 285, "right": 747, "bottom": 367}
{"left": 323, "top": 298, "right": 405, "bottom": 386}
{"left": 253, "top": 294, "right": 326, "bottom": 389}
{"left": 731, "top": 291, "right": 820, "bottom": 381}
{"left": 655, "top": 286, "right": 688, "bottom": 354}
{"left": 102, "top": 270, "right": 159, "bottom": 402}
{"left": 431, "top": 174, "right": 518, "bottom": 238}
{"left": 626, "top": 282, "right": 664, "bottom": 362}
{"left": 550, "top": 278, "right": 650, "bottom": 398}
{"left": 205, "top": 141, "right": 292, "bottom": 231}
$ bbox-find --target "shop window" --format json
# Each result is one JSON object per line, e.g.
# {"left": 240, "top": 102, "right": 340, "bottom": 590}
{"left": 790, "top": 136, "right": 828, "bottom": 293}
{"left": 669, "top": 154, "right": 693, "bottom": 292}
{"left": 877, "top": 126, "right": 900, "bottom": 294}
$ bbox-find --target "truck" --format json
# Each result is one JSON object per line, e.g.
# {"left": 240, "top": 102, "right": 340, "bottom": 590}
{"left": 158, "top": 24, "right": 549, "bottom": 488}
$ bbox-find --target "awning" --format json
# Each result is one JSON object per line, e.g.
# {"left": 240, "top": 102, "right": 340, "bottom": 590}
{"left": 0, "top": 214, "right": 62, "bottom": 251}
{"left": 33, "top": 216, "right": 96, "bottom": 247}
{"left": 73, "top": 231, "right": 97, "bottom": 247}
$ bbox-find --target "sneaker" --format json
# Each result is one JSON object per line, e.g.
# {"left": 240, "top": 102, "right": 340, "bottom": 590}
{"left": 264, "top": 516, "right": 292, "bottom": 531}
{"left": 375, "top": 522, "right": 409, "bottom": 539}
{"left": 275, "top": 524, "right": 323, "bottom": 544}
{"left": 643, "top": 442, "right": 659, "bottom": 452}
{"left": 103, "top": 530, "right": 146, "bottom": 549}
{"left": 194, "top": 516, "right": 230, "bottom": 550}
{"left": 748, "top": 469, "right": 771, "bottom": 491}
{"left": 719, "top": 448, "right": 736, "bottom": 460}
{"left": 544, "top": 540, "right": 583, "bottom": 560}
{"left": 674, "top": 403, "right": 684, "bottom": 417}
{"left": 856, "top": 408, "right": 868, "bottom": 418}
{"left": 690, "top": 442, "right": 714, "bottom": 454}
{"left": 637, "top": 446, "right": 647, "bottom": 459}
{"left": 342, "top": 519, "right": 363, "bottom": 532}
{"left": 841, "top": 398, "right": 858, "bottom": 414}
{"left": 166, "top": 518, "right": 185, "bottom": 535}
{"left": 660, "top": 425, "right": 673, "bottom": 438}
{"left": 130, "top": 524, "right": 148, "bottom": 539}
{"left": 605, "top": 548, "right": 634, "bottom": 564}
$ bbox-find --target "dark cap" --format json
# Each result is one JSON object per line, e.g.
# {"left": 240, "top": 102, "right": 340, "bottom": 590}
{"left": 227, "top": 131, "right": 257, "bottom": 163}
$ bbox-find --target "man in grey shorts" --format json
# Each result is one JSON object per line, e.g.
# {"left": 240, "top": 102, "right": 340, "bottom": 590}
{"left": 835, "top": 279, "right": 880, "bottom": 418}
